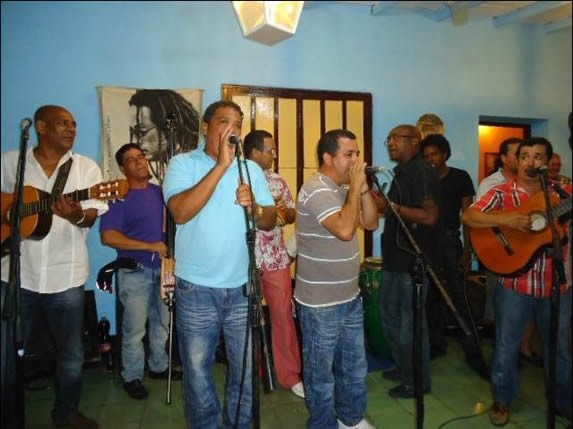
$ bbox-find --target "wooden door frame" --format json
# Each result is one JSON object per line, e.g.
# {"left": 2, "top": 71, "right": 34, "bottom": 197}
{"left": 222, "top": 83, "right": 374, "bottom": 256}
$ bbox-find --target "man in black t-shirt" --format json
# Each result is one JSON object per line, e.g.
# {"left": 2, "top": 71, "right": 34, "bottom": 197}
{"left": 421, "top": 134, "right": 489, "bottom": 379}
{"left": 375, "top": 124, "right": 440, "bottom": 399}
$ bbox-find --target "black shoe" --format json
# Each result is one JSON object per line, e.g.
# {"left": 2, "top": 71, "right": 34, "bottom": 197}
{"left": 148, "top": 368, "right": 183, "bottom": 380}
{"left": 388, "top": 383, "right": 430, "bottom": 399}
{"left": 123, "top": 379, "right": 149, "bottom": 400}
{"left": 382, "top": 368, "right": 401, "bottom": 381}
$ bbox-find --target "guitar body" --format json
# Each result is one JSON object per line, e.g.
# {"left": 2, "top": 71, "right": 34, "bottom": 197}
{"left": 469, "top": 192, "right": 569, "bottom": 276}
{"left": 1, "top": 187, "right": 53, "bottom": 250}
{"left": 1, "top": 180, "right": 129, "bottom": 256}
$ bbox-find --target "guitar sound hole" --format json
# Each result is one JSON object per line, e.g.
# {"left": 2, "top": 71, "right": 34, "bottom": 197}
{"left": 530, "top": 213, "right": 547, "bottom": 232}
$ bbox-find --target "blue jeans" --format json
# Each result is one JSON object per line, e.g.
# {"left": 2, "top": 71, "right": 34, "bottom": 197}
{"left": 298, "top": 297, "right": 368, "bottom": 429}
{"left": 176, "top": 278, "right": 252, "bottom": 429}
{"left": 117, "top": 265, "right": 169, "bottom": 382}
{"left": 19, "top": 285, "right": 85, "bottom": 424}
{"left": 492, "top": 284, "right": 572, "bottom": 410}
{"left": 379, "top": 271, "right": 431, "bottom": 389}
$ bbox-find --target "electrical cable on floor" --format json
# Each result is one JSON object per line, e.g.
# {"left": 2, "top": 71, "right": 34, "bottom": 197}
{"left": 436, "top": 402, "right": 490, "bottom": 428}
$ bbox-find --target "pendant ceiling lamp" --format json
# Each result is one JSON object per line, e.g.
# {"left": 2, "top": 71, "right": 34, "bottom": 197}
{"left": 232, "top": 1, "right": 304, "bottom": 46}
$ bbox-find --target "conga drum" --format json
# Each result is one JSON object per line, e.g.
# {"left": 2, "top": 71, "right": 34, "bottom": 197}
{"left": 360, "top": 257, "right": 391, "bottom": 358}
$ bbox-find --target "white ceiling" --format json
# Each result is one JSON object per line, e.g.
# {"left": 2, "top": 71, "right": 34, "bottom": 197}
{"left": 304, "top": 1, "right": 572, "bottom": 33}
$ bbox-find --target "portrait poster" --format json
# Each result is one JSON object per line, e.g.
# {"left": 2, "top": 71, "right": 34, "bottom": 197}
{"left": 98, "top": 86, "right": 203, "bottom": 184}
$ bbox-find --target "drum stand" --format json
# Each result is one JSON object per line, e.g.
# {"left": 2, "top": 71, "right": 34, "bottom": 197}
{"left": 371, "top": 175, "right": 474, "bottom": 429}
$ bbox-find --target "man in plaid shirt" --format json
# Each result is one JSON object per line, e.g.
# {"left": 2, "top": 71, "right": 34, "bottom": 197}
{"left": 462, "top": 137, "right": 571, "bottom": 427}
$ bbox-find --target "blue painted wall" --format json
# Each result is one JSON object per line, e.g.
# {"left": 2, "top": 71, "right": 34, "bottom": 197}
{"left": 2, "top": 1, "right": 571, "bottom": 332}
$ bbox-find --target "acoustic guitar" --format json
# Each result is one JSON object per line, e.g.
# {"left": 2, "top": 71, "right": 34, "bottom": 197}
{"left": 469, "top": 192, "right": 571, "bottom": 276}
{"left": 1, "top": 180, "right": 129, "bottom": 253}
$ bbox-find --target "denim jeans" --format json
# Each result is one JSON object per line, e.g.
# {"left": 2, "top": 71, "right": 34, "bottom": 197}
{"left": 492, "top": 283, "right": 572, "bottom": 409}
{"left": 117, "top": 265, "right": 169, "bottom": 382}
{"left": 19, "top": 285, "right": 85, "bottom": 424}
{"left": 298, "top": 297, "right": 368, "bottom": 429}
{"left": 176, "top": 278, "right": 252, "bottom": 429}
{"left": 379, "top": 271, "right": 431, "bottom": 389}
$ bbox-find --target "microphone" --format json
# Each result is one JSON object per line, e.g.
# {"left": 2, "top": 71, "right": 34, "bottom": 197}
{"left": 21, "top": 117, "right": 33, "bottom": 131}
{"left": 526, "top": 165, "right": 548, "bottom": 178}
{"left": 365, "top": 165, "right": 387, "bottom": 176}
{"left": 229, "top": 135, "right": 242, "bottom": 145}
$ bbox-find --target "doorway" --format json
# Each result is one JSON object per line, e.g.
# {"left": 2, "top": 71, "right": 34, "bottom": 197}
{"left": 478, "top": 122, "right": 530, "bottom": 183}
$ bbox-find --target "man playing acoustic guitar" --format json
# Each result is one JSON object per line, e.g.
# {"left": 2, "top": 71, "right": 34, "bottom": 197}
{"left": 462, "top": 137, "right": 572, "bottom": 427}
{"left": 1, "top": 105, "right": 109, "bottom": 429}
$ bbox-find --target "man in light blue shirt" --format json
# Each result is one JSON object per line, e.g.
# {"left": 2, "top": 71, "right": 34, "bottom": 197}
{"left": 162, "top": 100, "right": 275, "bottom": 429}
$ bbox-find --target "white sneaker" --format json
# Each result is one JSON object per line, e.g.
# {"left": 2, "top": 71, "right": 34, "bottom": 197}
{"left": 338, "top": 417, "right": 377, "bottom": 429}
{"left": 290, "top": 381, "right": 305, "bottom": 398}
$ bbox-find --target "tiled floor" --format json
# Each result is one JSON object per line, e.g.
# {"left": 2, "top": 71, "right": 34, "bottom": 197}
{"left": 24, "top": 336, "right": 569, "bottom": 429}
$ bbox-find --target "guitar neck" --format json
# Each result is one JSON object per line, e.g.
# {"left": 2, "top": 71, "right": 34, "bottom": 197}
{"left": 165, "top": 213, "right": 176, "bottom": 256}
{"left": 22, "top": 188, "right": 91, "bottom": 217}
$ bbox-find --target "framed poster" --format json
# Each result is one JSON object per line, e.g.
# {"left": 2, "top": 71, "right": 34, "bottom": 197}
{"left": 98, "top": 86, "right": 203, "bottom": 184}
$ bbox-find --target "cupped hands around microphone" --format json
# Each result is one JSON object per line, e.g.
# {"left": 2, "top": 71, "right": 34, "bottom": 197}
{"left": 365, "top": 165, "right": 387, "bottom": 176}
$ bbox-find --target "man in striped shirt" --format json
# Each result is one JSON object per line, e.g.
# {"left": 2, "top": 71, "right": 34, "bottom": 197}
{"left": 295, "top": 129, "right": 379, "bottom": 429}
{"left": 463, "top": 137, "right": 572, "bottom": 427}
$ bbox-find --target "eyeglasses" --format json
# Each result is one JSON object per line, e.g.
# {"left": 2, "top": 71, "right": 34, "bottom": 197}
{"left": 385, "top": 134, "right": 417, "bottom": 145}
{"left": 262, "top": 147, "right": 277, "bottom": 156}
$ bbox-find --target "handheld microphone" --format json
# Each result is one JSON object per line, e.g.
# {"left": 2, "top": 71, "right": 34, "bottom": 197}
{"left": 21, "top": 117, "right": 33, "bottom": 131}
{"left": 365, "top": 165, "right": 387, "bottom": 176}
{"left": 229, "top": 135, "right": 242, "bottom": 145}
{"left": 526, "top": 165, "right": 548, "bottom": 178}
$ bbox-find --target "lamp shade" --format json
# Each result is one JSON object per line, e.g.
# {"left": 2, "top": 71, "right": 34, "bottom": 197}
{"left": 232, "top": 1, "right": 304, "bottom": 46}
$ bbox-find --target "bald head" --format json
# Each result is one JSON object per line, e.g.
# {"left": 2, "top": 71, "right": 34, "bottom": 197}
{"left": 33, "top": 105, "right": 77, "bottom": 153}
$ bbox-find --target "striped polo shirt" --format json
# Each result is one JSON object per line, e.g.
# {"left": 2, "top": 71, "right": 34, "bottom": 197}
{"left": 294, "top": 173, "right": 360, "bottom": 306}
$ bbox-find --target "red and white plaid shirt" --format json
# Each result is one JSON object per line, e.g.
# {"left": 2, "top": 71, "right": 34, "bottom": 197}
{"left": 472, "top": 179, "right": 571, "bottom": 298}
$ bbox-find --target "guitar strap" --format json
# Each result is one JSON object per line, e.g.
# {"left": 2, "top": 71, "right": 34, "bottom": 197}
{"left": 51, "top": 157, "right": 73, "bottom": 197}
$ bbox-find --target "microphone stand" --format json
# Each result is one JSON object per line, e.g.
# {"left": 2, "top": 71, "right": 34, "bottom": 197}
{"left": 233, "top": 142, "right": 275, "bottom": 429}
{"left": 538, "top": 173, "right": 567, "bottom": 429}
{"left": 2, "top": 120, "right": 31, "bottom": 429}
{"left": 161, "top": 114, "right": 177, "bottom": 405}
{"left": 371, "top": 173, "right": 474, "bottom": 429}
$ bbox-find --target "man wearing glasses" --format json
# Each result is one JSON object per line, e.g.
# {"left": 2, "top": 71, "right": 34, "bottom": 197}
{"left": 375, "top": 124, "right": 441, "bottom": 399}
{"left": 244, "top": 130, "right": 305, "bottom": 399}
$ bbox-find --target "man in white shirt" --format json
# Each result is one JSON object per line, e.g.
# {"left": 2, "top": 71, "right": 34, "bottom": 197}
{"left": 1, "top": 105, "right": 108, "bottom": 429}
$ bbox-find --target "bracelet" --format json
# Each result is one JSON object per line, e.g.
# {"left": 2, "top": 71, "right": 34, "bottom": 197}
{"left": 75, "top": 213, "right": 86, "bottom": 225}
{"left": 360, "top": 189, "right": 370, "bottom": 196}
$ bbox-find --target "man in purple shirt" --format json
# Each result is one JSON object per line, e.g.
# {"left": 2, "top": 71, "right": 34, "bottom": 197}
{"left": 100, "top": 143, "right": 181, "bottom": 400}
